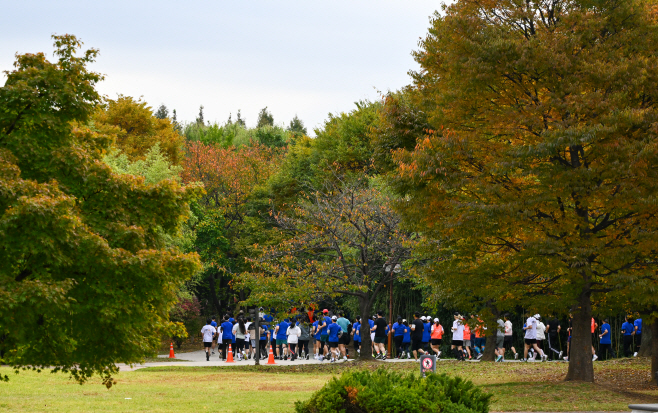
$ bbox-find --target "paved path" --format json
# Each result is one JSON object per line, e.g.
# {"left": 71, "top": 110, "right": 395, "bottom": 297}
{"left": 116, "top": 350, "right": 563, "bottom": 371}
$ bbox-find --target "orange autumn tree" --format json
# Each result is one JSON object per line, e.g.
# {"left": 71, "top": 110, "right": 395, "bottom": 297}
{"left": 384, "top": 0, "right": 658, "bottom": 381}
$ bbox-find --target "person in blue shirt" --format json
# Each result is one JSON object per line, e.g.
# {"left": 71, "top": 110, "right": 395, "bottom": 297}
{"left": 259, "top": 319, "right": 269, "bottom": 360}
{"left": 368, "top": 316, "right": 375, "bottom": 356}
{"left": 320, "top": 309, "right": 332, "bottom": 360}
{"left": 352, "top": 316, "right": 362, "bottom": 356}
{"left": 219, "top": 315, "right": 234, "bottom": 361}
{"left": 275, "top": 318, "right": 290, "bottom": 360}
{"left": 598, "top": 319, "right": 612, "bottom": 361}
{"left": 210, "top": 316, "right": 218, "bottom": 355}
{"left": 312, "top": 318, "right": 321, "bottom": 360}
{"left": 402, "top": 319, "right": 411, "bottom": 359}
{"left": 621, "top": 316, "right": 634, "bottom": 357}
{"left": 634, "top": 318, "right": 642, "bottom": 356}
{"left": 326, "top": 316, "right": 342, "bottom": 362}
{"left": 422, "top": 316, "right": 432, "bottom": 353}
{"left": 392, "top": 316, "right": 405, "bottom": 359}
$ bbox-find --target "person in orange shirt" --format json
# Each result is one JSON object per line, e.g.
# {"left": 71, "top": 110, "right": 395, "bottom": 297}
{"left": 463, "top": 323, "right": 473, "bottom": 360}
{"left": 591, "top": 317, "right": 598, "bottom": 361}
{"left": 430, "top": 318, "right": 443, "bottom": 358}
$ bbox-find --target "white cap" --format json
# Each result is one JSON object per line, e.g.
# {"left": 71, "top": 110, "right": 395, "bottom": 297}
{"left": 402, "top": 319, "right": 407, "bottom": 323}
{"left": 434, "top": 318, "right": 439, "bottom": 322}
{"left": 331, "top": 315, "right": 337, "bottom": 320}
{"left": 534, "top": 314, "right": 541, "bottom": 319}
{"left": 420, "top": 316, "right": 426, "bottom": 320}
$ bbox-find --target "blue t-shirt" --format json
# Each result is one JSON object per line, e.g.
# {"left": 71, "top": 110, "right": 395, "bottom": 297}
{"left": 622, "top": 321, "right": 634, "bottom": 335}
{"left": 600, "top": 323, "right": 611, "bottom": 344}
{"left": 277, "top": 321, "right": 290, "bottom": 340}
{"left": 353, "top": 322, "right": 361, "bottom": 342}
{"left": 385, "top": 326, "right": 390, "bottom": 336}
{"left": 328, "top": 323, "right": 342, "bottom": 343}
{"left": 634, "top": 319, "right": 642, "bottom": 334}
{"left": 403, "top": 327, "right": 411, "bottom": 343}
{"left": 393, "top": 322, "right": 405, "bottom": 337}
{"left": 211, "top": 321, "right": 217, "bottom": 328}
{"left": 422, "top": 322, "right": 432, "bottom": 342}
{"left": 264, "top": 314, "right": 273, "bottom": 323}
{"left": 220, "top": 321, "right": 233, "bottom": 340}
{"left": 368, "top": 319, "right": 374, "bottom": 331}
{"left": 321, "top": 316, "right": 331, "bottom": 335}
{"left": 260, "top": 324, "right": 268, "bottom": 340}
{"left": 312, "top": 321, "right": 321, "bottom": 339}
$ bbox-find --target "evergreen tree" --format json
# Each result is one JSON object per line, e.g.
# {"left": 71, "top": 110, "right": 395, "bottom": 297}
{"left": 256, "top": 106, "right": 274, "bottom": 128}
{"left": 154, "top": 104, "right": 169, "bottom": 120}
{"left": 172, "top": 109, "right": 182, "bottom": 133}
{"left": 235, "top": 110, "right": 246, "bottom": 127}
{"left": 196, "top": 105, "right": 204, "bottom": 125}
{"left": 287, "top": 115, "right": 307, "bottom": 135}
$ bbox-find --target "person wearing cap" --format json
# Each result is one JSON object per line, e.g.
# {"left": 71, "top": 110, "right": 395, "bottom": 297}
{"left": 327, "top": 315, "right": 342, "bottom": 362}
{"left": 422, "top": 316, "right": 432, "bottom": 353}
{"left": 319, "top": 309, "right": 331, "bottom": 360}
{"left": 311, "top": 313, "right": 322, "bottom": 360}
{"left": 451, "top": 312, "right": 465, "bottom": 361}
{"left": 431, "top": 318, "right": 443, "bottom": 357}
{"left": 535, "top": 315, "right": 546, "bottom": 361}
{"left": 523, "top": 314, "right": 546, "bottom": 362}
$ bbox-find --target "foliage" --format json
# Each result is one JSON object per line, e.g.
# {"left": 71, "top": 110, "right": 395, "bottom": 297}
{"left": 169, "top": 296, "right": 202, "bottom": 348}
{"left": 0, "top": 35, "right": 202, "bottom": 386}
{"left": 93, "top": 95, "right": 184, "bottom": 165}
{"left": 154, "top": 104, "right": 169, "bottom": 120}
{"left": 295, "top": 368, "right": 491, "bottom": 413}
{"left": 385, "top": 0, "right": 658, "bottom": 380}
{"left": 288, "top": 115, "right": 307, "bottom": 135}
{"left": 103, "top": 143, "right": 182, "bottom": 184}
{"left": 256, "top": 106, "right": 274, "bottom": 128}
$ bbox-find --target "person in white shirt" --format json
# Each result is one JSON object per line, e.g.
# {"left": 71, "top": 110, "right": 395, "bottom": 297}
{"left": 286, "top": 323, "right": 301, "bottom": 361}
{"left": 523, "top": 314, "right": 546, "bottom": 362}
{"left": 201, "top": 319, "right": 217, "bottom": 361}
{"left": 503, "top": 314, "right": 518, "bottom": 360}
{"left": 451, "top": 312, "right": 465, "bottom": 361}
{"left": 535, "top": 316, "right": 546, "bottom": 361}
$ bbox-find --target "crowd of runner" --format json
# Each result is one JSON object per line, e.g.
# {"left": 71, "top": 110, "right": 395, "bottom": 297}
{"left": 198, "top": 309, "right": 643, "bottom": 363}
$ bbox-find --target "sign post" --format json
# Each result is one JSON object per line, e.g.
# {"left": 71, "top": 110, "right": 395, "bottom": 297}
{"left": 249, "top": 307, "right": 260, "bottom": 365}
{"left": 419, "top": 355, "right": 436, "bottom": 378}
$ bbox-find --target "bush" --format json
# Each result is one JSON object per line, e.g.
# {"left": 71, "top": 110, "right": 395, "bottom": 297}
{"left": 295, "top": 368, "right": 491, "bottom": 413}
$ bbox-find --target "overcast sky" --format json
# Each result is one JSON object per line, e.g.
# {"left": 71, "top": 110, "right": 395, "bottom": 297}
{"left": 1, "top": 1, "right": 440, "bottom": 132}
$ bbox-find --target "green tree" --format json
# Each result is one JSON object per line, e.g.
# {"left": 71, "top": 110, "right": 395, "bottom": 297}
{"left": 154, "top": 104, "right": 169, "bottom": 120}
{"left": 103, "top": 143, "right": 183, "bottom": 185}
{"left": 287, "top": 115, "right": 307, "bottom": 135}
{"left": 387, "top": 0, "right": 658, "bottom": 381}
{"left": 0, "top": 35, "right": 202, "bottom": 386}
{"left": 256, "top": 106, "right": 274, "bottom": 128}
{"left": 196, "top": 105, "right": 204, "bottom": 125}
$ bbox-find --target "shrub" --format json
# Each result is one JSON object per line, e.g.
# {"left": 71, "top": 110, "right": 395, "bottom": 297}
{"left": 295, "top": 368, "right": 491, "bottom": 413}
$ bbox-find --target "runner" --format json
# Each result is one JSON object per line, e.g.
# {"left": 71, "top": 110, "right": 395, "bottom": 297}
{"left": 430, "top": 318, "right": 443, "bottom": 358}
{"left": 320, "top": 309, "right": 331, "bottom": 359}
{"left": 598, "top": 318, "right": 611, "bottom": 361}
{"left": 210, "top": 316, "right": 218, "bottom": 355}
{"left": 220, "top": 315, "right": 233, "bottom": 361}
{"left": 298, "top": 315, "right": 311, "bottom": 360}
{"left": 402, "top": 319, "right": 411, "bottom": 359}
{"left": 451, "top": 312, "right": 465, "bottom": 361}
{"left": 369, "top": 316, "right": 376, "bottom": 357}
{"left": 545, "top": 315, "right": 562, "bottom": 361}
{"left": 411, "top": 312, "right": 426, "bottom": 361}
{"left": 352, "top": 316, "right": 361, "bottom": 356}
{"left": 621, "top": 316, "right": 634, "bottom": 357}
{"left": 327, "top": 315, "right": 342, "bottom": 362}
{"left": 565, "top": 313, "right": 572, "bottom": 361}
{"left": 472, "top": 315, "right": 485, "bottom": 359}
{"left": 591, "top": 317, "right": 598, "bottom": 361}
{"left": 522, "top": 314, "right": 546, "bottom": 362}
{"left": 232, "top": 317, "right": 247, "bottom": 361}
{"left": 633, "top": 317, "right": 642, "bottom": 357}
{"left": 245, "top": 317, "right": 253, "bottom": 359}
{"left": 392, "top": 316, "right": 405, "bottom": 358}
{"left": 463, "top": 321, "right": 473, "bottom": 360}
{"left": 495, "top": 317, "right": 505, "bottom": 362}
{"left": 312, "top": 315, "right": 322, "bottom": 360}
{"left": 259, "top": 317, "right": 268, "bottom": 360}
{"left": 422, "top": 316, "right": 432, "bottom": 353}
{"left": 503, "top": 314, "right": 518, "bottom": 360}
{"left": 336, "top": 312, "right": 350, "bottom": 361}
{"left": 372, "top": 311, "right": 388, "bottom": 360}
{"left": 286, "top": 320, "right": 301, "bottom": 361}
{"left": 201, "top": 319, "right": 217, "bottom": 361}
{"left": 275, "top": 318, "right": 290, "bottom": 360}
{"left": 535, "top": 315, "right": 546, "bottom": 361}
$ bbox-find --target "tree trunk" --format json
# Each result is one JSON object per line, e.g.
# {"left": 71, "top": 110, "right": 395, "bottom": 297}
{"left": 482, "top": 333, "right": 497, "bottom": 361}
{"left": 359, "top": 298, "right": 373, "bottom": 361}
{"left": 639, "top": 320, "right": 653, "bottom": 357}
{"left": 565, "top": 291, "right": 594, "bottom": 382}
{"left": 642, "top": 318, "right": 658, "bottom": 384}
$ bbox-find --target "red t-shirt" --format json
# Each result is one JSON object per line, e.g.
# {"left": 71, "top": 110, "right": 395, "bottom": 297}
{"left": 463, "top": 325, "right": 471, "bottom": 340}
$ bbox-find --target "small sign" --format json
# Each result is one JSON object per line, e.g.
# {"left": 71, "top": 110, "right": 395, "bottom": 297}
{"left": 420, "top": 355, "right": 436, "bottom": 377}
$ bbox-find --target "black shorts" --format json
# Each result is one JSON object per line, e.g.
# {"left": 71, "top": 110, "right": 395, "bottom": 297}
{"left": 340, "top": 334, "right": 349, "bottom": 345}
{"left": 204, "top": 341, "right": 212, "bottom": 348}
{"left": 374, "top": 336, "right": 386, "bottom": 344}
{"left": 504, "top": 336, "right": 513, "bottom": 349}
{"left": 329, "top": 342, "right": 339, "bottom": 348}
{"left": 451, "top": 340, "right": 463, "bottom": 347}
{"left": 431, "top": 338, "right": 442, "bottom": 346}
{"left": 525, "top": 338, "right": 536, "bottom": 345}
{"left": 411, "top": 341, "right": 423, "bottom": 352}
{"left": 224, "top": 338, "right": 232, "bottom": 345}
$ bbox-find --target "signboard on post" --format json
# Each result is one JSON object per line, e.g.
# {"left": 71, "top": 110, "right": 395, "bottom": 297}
{"left": 420, "top": 355, "right": 436, "bottom": 377}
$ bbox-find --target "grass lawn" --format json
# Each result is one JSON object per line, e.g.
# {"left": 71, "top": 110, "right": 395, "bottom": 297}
{"left": 1, "top": 358, "right": 657, "bottom": 412}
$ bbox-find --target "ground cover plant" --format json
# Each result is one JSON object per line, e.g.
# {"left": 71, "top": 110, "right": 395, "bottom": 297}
{"left": 1, "top": 359, "right": 657, "bottom": 412}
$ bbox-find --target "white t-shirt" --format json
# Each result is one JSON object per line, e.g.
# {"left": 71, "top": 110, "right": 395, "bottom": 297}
{"left": 201, "top": 325, "right": 217, "bottom": 342}
{"left": 504, "top": 320, "right": 513, "bottom": 336}
{"left": 452, "top": 319, "right": 464, "bottom": 341}
{"left": 536, "top": 322, "right": 546, "bottom": 340}
{"left": 525, "top": 316, "right": 537, "bottom": 339}
{"left": 287, "top": 326, "right": 301, "bottom": 344}
{"left": 232, "top": 323, "right": 246, "bottom": 339}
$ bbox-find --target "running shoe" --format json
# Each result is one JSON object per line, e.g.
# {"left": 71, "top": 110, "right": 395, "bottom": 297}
{"left": 330, "top": 359, "right": 335, "bottom": 363}
{"left": 476, "top": 353, "right": 483, "bottom": 360}
{"left": 542, "top": 355, "right": 547, "bottom": 362}
{"left": 382, "top": 354, "right": 387, "bottom": 361}
{"left": 206, "top": 352, "right": 209, "bottom": 361}
{"left": 284, "top": 355, "right": 288, "bottom": 361}
{"left": 495, "top": 355, "right": 502, "bottom": 362}
{"left": 248, "top": 354, "right": 251, "bottom": 360}
{"left": 592, "top": 354, "right": 598, "bottom": 361}
{"left": 563, "top": 356, "right": 569, "bottom": 361}
{"left": 514, "top": 353, "right": 519, "bottom": 360}
{"left": 558, "top": 351, "right": 563, "bottom": 359}
{"left": 633, "top": 352, "right": 638, "bottom": 357}
{"left": 343, "top": 356, "right": 348, "bottom": 361}
{"left": 306, "top": 354, "right": 309, "bottom": 360}
{"left": 211, "top": 351, "right": 215, "bottom": 355}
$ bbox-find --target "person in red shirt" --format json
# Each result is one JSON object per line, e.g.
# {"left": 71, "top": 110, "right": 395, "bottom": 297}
{"left": 591, "top": 317, "right": 598, "bottom": 361}
{"left": 430, "top": 318, "right": 444, "bottom": 357}
{"left": 463, "top": 323, "right": 472, "bottom": 360}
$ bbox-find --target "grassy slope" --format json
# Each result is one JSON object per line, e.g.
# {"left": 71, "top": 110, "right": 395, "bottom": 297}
{"left": 1, "top": 358, "right": 656, "bottom": 412}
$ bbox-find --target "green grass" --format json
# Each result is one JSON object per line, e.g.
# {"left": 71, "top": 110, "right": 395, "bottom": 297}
{"left": 1, "top": 359, "right": 657, "bottom": 412}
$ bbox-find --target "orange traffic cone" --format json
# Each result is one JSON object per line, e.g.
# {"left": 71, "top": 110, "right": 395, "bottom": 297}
{"left": 168, "top": 342, "right": 176, "bottom": 359}
{"left": 267, "top": 344, "right": 276, "bottom": 365}
{"left": 226, "top": 345, "right": 235, "bottom": 363}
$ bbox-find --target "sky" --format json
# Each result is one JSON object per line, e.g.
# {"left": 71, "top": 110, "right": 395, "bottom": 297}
{"left": 1, "top": 1, "right": 441, "bottom": 132}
